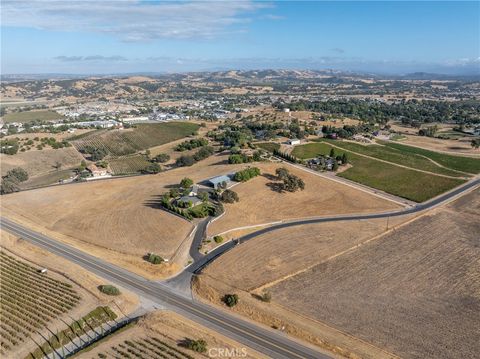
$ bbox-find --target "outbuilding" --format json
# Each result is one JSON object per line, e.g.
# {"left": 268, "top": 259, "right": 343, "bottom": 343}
{"left": 208, "top": 175, "right": 232, "bottom": 189}
{"left": 287, "top": 139, "right": 301, "bottom": 145}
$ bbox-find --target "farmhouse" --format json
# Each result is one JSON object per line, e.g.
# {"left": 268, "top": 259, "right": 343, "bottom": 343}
{"left": 208, "top": 175, "right": 232, "bottom": 189}
{"left": 177, "top": 196, "right": 202, "bottom": 207}
{"left": 86, "top": 164, "right": 109, "bottom": 177}
{"left": 288, "top": 139, "right": 301, "bottom": 145}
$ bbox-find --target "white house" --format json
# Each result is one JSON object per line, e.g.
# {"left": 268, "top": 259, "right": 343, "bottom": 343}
{"left": 288, "top": 139, "right": 301, "bottom": 145}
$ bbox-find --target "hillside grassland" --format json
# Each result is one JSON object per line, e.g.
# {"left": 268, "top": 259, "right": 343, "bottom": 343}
{"left": 292, "top": 141, "right": 466, "bottom": 202}
{"left": 71, "top": 122, "right": 200, "bottom": 156}
{"left": 269, "top": 188, "right": 480, "bottom": 359}
{"left": 1, "top": 110, "right": 64, "bottom": 123}
{"left": 0, "top": 146, "right": 84, "bottom": 178}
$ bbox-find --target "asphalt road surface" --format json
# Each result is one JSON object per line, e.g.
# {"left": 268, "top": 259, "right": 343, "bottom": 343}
{"left": 1, "top": 217, "right": 329, "bottom": 359}
{"left": 188, "top": 177, "right": 479, "bottom": 274}
{"left": 2, "top": 177, "right": 478, "bottom": 358}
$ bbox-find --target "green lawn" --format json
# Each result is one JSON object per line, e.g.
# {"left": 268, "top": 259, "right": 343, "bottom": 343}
{"left": 255, "top": 142, "right": 280, "bottom": 152}
{"left": 2, "top": 110, "right": 64, "bottom": 123}
{"left": 290, "top": 141, "right": 466, "bottom": 202}
{"left": 381, "top": 141, "right": 480, "bottom": 174}
{"left": 291, "top": 142, "right": 335, "bottom": 159}
{"left": 316, "top": 139, "right": 466, "bottom": 177}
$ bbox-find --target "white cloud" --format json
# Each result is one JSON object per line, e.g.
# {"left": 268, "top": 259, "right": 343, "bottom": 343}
{"left": 54, "top": 55, "right": 127, "bottom": 62}
{"left": 2, "top": 0, "right": 269, "bottom": 41}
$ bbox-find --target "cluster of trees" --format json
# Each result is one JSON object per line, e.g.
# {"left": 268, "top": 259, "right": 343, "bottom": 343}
{"left": 142, "top": 162, "right": 162, "bottom": 174}
{"left": 321, "top": 123, "right": 377, "bottom": 139}
{"left": 273, "top": 149, "right": 297, "bottom": 163}
{"left": 81, "top": 145, "right": 107, "bottom": 161}
{"left": 37, "top": 137, "right": 71, "bottom": 150}
{"left": 0, "top": 139, "right": 19, "bottom": 155}
{"left": 418, "top": 125, "right": 438, "bottom": 137}
{"left": 161, "top": 194, "right": 194, "bottom": 220}
{"left": 151, "top": 153, "right": 170, "bottom": 163}
{"left": 275, "top": 98, "right": 480, "bottom": 125}
{"left": 1, "top": 167, "right": 29, "bottom": 194}
{"left": 472, "top": 139, "right": 480, "bottom": 149}
{"left": 175, "top": 146, "right": 214, "bottom": 167}
{"left": 275, "top": 167, "right": 305, "bottom": 192}
{"left": 228, "top": 150, "right": 262, "bottom": 164}
{"left": 175, "top": 138, "right": 208, "bottom": 151}
{"left": 233, "top": 167, "right": 261, "bottom": 182}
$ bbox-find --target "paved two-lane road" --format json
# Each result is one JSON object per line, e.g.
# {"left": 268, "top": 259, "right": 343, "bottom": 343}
{"left": 2, "top": 177, "right": 478, "bottom": 358}
{"left": 0, "top": 217, "right": 329, "bottom": 359}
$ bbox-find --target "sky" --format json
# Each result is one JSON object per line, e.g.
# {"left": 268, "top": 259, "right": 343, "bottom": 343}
{"left": 1, "top": 1, "right": 479, "bottom": 75}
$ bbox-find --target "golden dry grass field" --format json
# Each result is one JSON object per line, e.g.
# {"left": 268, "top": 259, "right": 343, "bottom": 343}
{"left": 208, "top": 163, "right": 402, "bottom": 236}
{"left": 267, "top": 188, "right": 480, "bottom": 359}
{"left": 2, "top": 154, "right": 400, "bottom": 278}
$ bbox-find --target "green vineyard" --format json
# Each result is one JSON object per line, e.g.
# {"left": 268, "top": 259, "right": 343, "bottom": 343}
{"left": 108, "top": 155, "right": 151, "bottom": 175}
{"left": 0, "top": 251, "right": 81, "bottom": 355}
{"left": 71, "top": 122, "right": 200, "bottom": 157}
{"left": 93, "top": 336, "right": 194, "bottom": 359}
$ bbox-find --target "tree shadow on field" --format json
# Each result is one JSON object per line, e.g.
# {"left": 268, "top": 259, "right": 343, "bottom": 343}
{"left": 262, "top": 173, "right": 278, "bottom": 181}
{"left": 143, "top": 195, "right": 165, "bottom": 210}
{"left": 209, "top": 159, "right": 229, "bottom": 166}
{"left": 266, "top": 182, "right": 284, "bottom": 193}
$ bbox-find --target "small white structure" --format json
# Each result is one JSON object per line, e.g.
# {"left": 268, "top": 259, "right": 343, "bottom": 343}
{"left": 189, "top": 185, "right": 199, "bottom": 197}
{"left": 39, "top": 268, "right": 48, "bottom": 274}
{"left": 283, "top": 108, "right": 290, "bottom": 113}
{"left": 288, "top": 139, "right": 301, "bottom": 145}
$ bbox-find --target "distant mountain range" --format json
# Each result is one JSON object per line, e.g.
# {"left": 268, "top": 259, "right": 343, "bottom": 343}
{"left": 2, "top": 69, "right": 479, "bottom": 84}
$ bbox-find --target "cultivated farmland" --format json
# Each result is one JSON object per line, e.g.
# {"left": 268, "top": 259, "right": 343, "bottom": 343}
{"left": 268, "top": 189, "right": 480, "bottom": 359}
{"left": 0, "top": 251, "right": 81, "bottom": 355}
{"left": 108, "top": 155, "right": 151, "bottom": 175}
{"left": 71, "top": 122, "right": 200, "bottom": 156}
{"left": 85, "top": 311, "right": 264, "bottom": 359}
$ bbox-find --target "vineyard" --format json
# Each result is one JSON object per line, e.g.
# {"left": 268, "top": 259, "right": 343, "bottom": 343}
{"left": 0, "top": 251, "right": 81, "bottom": 355}
{"left": 71, "top": 122, "right": 200, "bottom": 157}
{"left": 108, "top": 155, "right": 151, "bottom": 175}
{"left": 93, "top": 335, "right": 194, "bottom": 359}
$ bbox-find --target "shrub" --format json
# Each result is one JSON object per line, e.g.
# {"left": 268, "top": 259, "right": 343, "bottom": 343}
{"left": 98, "top": 285, "right": 120, "bottom": 296}
{"left": 143, "top": 162, "right": 161, "bottom": 174}
{"left": 260, "top": 290, "right": 272, "bottom": 302}
{"left": 147, "top": 253, "right": 164, "bottom": 264}
{"left": 213, "top": 235, "right": 224, "bottom": 243}
{"left": 176, "top": 155, "right": 195, "bottom": 167}
{"left": 154, "top": 153, "right": 170, "bottom": 163}
{"left": 275, "top": 167, "right": 289, "bottom": 180}
{"left": 184, "top": 338, "right": 208, "bottom": 353}
{"left": 6, "top": 167, "right": 29, "bottom": 182}
{"left": 280, "top": 174, "right": 305, "bottom": 192}
{"left": 193, "top": 146, "right": 214, "bottom": 161}
{"left": 220, "top": 189, "right": 239, "bottom": 203}
{"left": 223, "top": 294, "right": 239, "bottom": 307}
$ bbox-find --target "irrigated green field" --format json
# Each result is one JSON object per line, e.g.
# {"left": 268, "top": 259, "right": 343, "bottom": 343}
{"left": 291, "top": 141, "right": 466, "bottom": 202}
{"left": 380, "top": 141, "right": 480, "bottom": 174}
{"left": 71, "top": 122, "right": 200, "bottom": 156}
{"left": 317, "top": 139, "right": 466, "bottom": 177}
{"left": 1, "top": 110, "right": 64, "bottom": 123}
